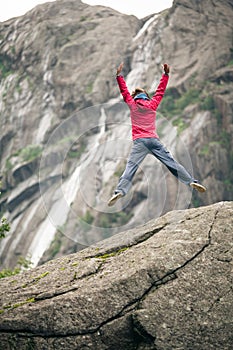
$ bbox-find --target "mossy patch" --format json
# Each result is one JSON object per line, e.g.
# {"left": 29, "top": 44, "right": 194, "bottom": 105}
{"left": 1, "top": 297, "right": 35, "bottom": 313}
{"left": 22, "top": 271, "right": 49, "bottom": 288}
{"left": 95, "top": 247, "right": 129, "bottom": 260}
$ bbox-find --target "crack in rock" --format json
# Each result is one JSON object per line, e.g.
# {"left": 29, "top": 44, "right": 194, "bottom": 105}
{"left": 0, "top": 202, "right": 232, "bottom": 350}
{"left": 86, "top": 222, "right": 168, "bottom": 260}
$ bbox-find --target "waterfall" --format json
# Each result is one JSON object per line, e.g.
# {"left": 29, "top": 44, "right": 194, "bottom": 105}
{"left": 133, "top": 14, "right": 158, "bottom": 42}
{"left": 0, "top": 14, "right": 193, "bottom": 269}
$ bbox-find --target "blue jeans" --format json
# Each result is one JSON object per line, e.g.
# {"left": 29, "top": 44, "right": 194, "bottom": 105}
{"left": 115, "top": 138, "right": 195, "bottom": 195}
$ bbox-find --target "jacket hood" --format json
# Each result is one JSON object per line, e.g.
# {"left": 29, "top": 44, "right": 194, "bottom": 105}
{"left": 134, "top": 93, "right": 150, "bottom": 100}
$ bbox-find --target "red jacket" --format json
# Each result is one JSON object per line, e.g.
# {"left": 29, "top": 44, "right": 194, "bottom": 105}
{"left": 116, "top": 74, "right": 169, "bottom": 140}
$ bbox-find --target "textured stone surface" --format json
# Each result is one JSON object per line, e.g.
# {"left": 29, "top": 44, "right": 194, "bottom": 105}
{"left": 0, "top": 201, "right": 232, "bottom": 349}
{"left": 0, "top": 0, "right": 233, "bottom": 269}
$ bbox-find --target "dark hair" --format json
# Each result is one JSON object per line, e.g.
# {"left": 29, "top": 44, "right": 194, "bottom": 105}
{"left": 131, "top": 87, "right": 150, "bottom": 99}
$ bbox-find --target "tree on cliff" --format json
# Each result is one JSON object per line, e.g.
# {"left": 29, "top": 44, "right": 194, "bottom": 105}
{"left": 0, "top": 183, "right": 32, "bottom": 278}
{"left": 0, "top": 184, "right": 10, "bottom": 239}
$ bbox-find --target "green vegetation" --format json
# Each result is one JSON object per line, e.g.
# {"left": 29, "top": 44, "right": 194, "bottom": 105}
{"left": 59, "top": 135, "right": 76, "bottom": 145}
{"left": 94, "top": 247, "right": 128, "bottom": 260}
{"left": 159, "top": 86, "right": 231, "bottom": 140}
{"left": 175, "top": 88, "right": 200, "bottom": 110}
{"left": 159, "top": 87, "right": 200, "bottom": 118}
{"left": 0, "top": 266, "right": 21, "bottom": 279}
{"left": 5, "top": 144, "right": 43, "bottom": 170}
{"left": 82, "top": 210, "right": 94, "bottom": 225}
{"left": 21, "top": 271, "right": 50, "bottom": 288}
{"left": 0, "top": 190, "right": 33, "bottom": 279}
{"left": 200, "top": 95, "right": 215, "bottom": 111}
{"left": 160, "top": 84, "right": 232, "bottom": 200}
{"left": 47, "top": 230, "right": 63, "bottom": 259}
{"left": 33, "top": 271, "right": 49, "bottom": 281}
{"left": 199, "top": 138, "right": 231, "bottom": 157}
{"left": 218, "top": 130, "right": 231, "bottom": 149}
{"left": 200, "top": 95, "right": 222, "bottom": 124}
{"left": 0, "top": 217, "right": 10, "bottom": 239}
{"left": 0, "top": 297, "right": 35, "bottom": 314}
{"left": 80, "top": 16, "right": 87, "bottom": 22}
{"left": 199, "top": 144, "right": 210, "bottom": 156}
{"left": 223, "top": 179, "right": 233, "bottom": 193}
{"left": 192, "top": 196, "right": 201, "bottom": 208}
{"left": 159, "top": 87, "right": 179, "bottom": 118}
{"left": 0, "top": 54, "right": 14, "bottom": 79}
{"left": 68, "top": 138, "right": 87, "bottom": 159}
{"left": 20, "top": 145, "right": 43, "bottom": 162}
{"left": 10, "top": 46, "right": 16, "bottom": 55}
{"left": 97, "top": 211, "right": 133, "bottom": 229}
{"left": 172, "top": 118, "right": 187, "bottom": 135}
{"left": 59, "top": 136, "right": 87, "bottom": 159}
{"left": 79, "top": 210, "right": 95, "bottom": 232}
{"left": 0, "top": 183, "right": 10, "bottom": 240}
{"left": 85, "top": 82, "right": 94, "bottom": 94}
{"left": 158, "top": 87, "right": 202, "bottom": 134}
{"left": 0, "top": 257, "right": 32, "bottom": 279}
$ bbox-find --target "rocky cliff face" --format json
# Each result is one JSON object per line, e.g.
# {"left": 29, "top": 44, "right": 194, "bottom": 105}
{"left": 0, "top": 0, "right": 233, "bottom": 268}
{"left": 0, "top": 201, "right": 232, "bottom": 349}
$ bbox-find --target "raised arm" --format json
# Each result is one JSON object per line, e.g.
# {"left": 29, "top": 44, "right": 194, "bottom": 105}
{"left": 116, "top": 62, "right": 134, "bottom": 105}
{"left": 150, "top": 63, "right": 170, "bottom": 110}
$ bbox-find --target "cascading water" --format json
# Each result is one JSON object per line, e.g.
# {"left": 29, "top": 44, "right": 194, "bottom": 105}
{"left": 0, "top": 14, "right": 193, "bottom": 268}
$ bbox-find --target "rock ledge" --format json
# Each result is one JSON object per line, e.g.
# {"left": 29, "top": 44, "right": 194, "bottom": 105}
{"left": 0, "top": 201, "right": 232, "bottom": 349}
